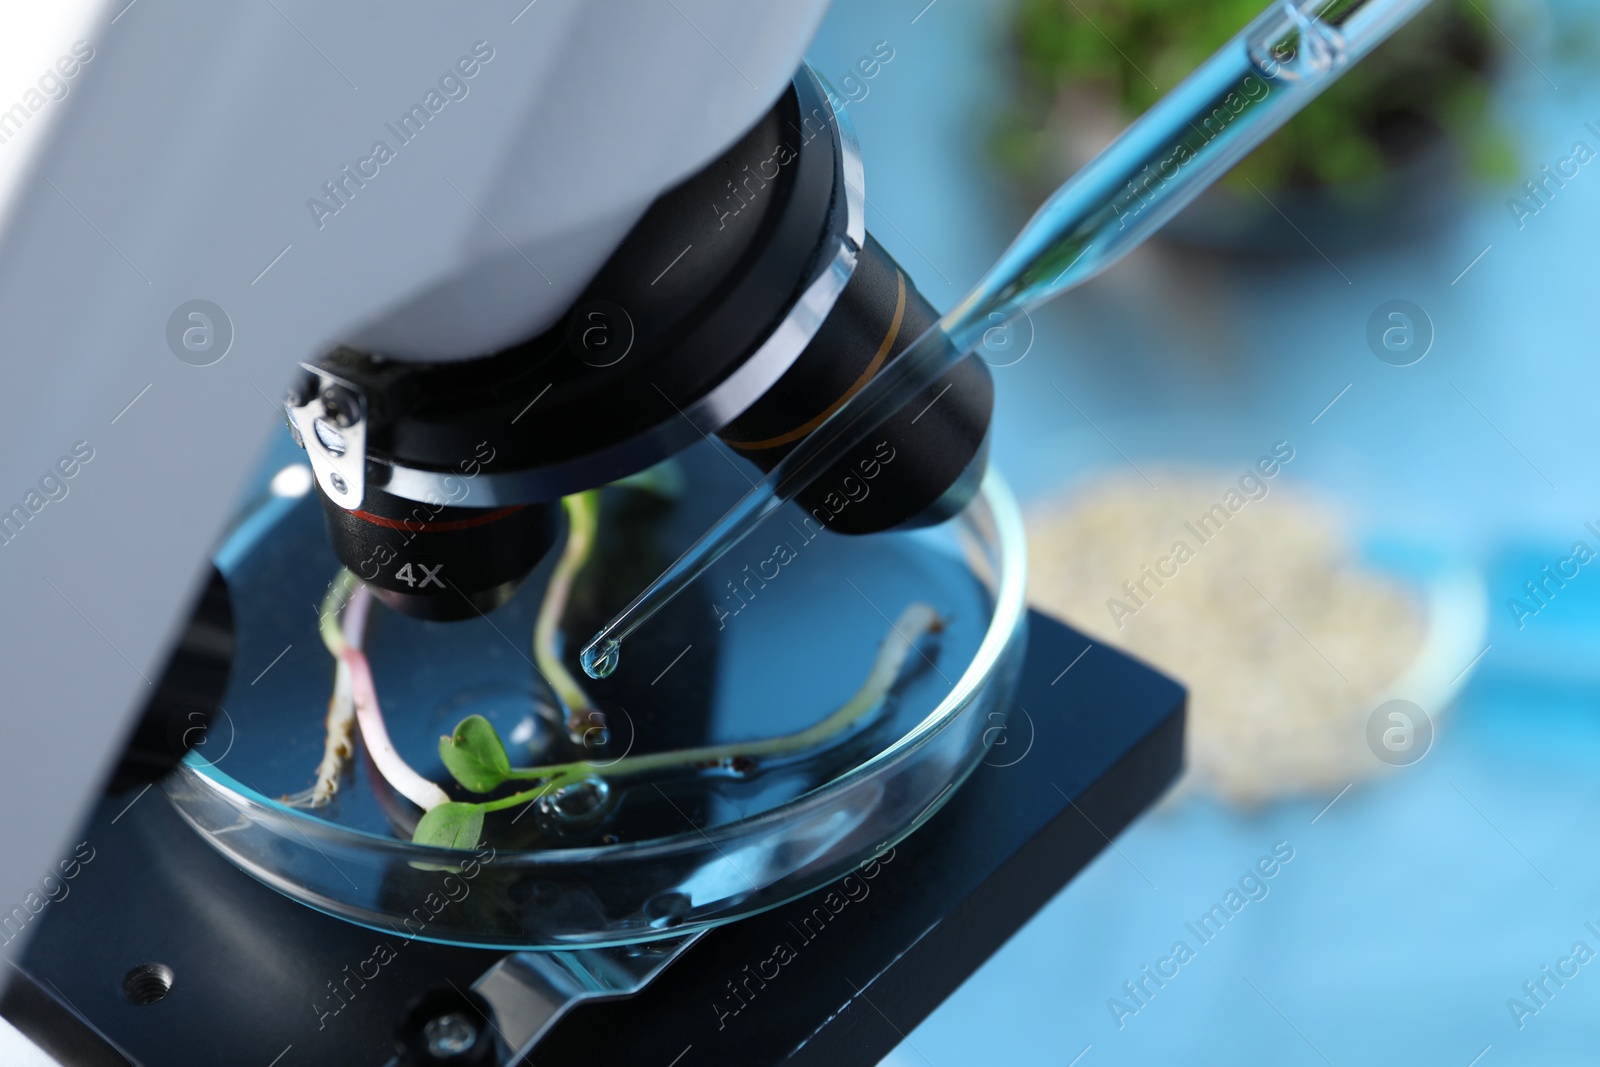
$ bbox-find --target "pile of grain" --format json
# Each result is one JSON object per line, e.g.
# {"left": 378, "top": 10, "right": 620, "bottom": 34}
{"left": 1026, "top": 470, "right": 1424, "bottom": 806}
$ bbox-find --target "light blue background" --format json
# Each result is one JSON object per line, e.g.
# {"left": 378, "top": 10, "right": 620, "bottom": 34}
{"left": 808, "top": 2, "right": 1600, "bottom": 1064}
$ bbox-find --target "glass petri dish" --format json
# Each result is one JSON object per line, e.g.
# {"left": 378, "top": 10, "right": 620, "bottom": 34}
{"left": 164, "top": 444, "right": 1028, "bottom": 949}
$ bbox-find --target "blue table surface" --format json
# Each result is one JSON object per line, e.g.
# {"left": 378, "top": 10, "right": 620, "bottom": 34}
{"left": 807, "top": 2, "right": 1600, "bottom": 1065}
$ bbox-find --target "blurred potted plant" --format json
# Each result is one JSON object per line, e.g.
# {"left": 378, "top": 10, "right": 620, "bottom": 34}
{"left": 997, "top": 0, "right": 1517, "bottom": 254}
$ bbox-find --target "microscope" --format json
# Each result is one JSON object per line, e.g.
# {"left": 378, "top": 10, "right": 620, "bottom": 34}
{"left": 288, "top": 62, "right": 993, "bottom": 622}
{"left": 0, "top": 3, "right": 1193, "bottom": 1063}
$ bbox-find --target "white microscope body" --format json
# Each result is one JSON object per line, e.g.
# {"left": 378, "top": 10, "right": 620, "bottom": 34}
{"left": 0, "top": 0, "right": 828, "bottom": 922}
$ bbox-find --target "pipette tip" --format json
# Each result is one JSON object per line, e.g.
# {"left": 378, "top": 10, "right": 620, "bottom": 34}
{"left": 580, "top": 638, "right": 621, "bottom": 680}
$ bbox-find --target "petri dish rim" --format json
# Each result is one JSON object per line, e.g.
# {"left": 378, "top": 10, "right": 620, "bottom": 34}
{"left": 169, "top": 468, "right": 1028, "bottom": 928}
{"left": 179, "top": 469, "right": 1026, "bottom": 862}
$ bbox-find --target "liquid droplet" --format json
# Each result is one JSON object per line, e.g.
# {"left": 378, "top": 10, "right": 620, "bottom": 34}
{"left": 581, "top": 638, "right": 621, "bottom": 680}
{"left": 644, "top": 890, "right": 691, "bottom": 929}
{"left": 535, "top": 775, "right": 612, "bottom": 832}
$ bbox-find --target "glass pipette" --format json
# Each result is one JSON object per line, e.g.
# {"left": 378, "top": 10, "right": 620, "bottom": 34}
{"left": 582, "top": 0, "right": 1435, "bottom": 679}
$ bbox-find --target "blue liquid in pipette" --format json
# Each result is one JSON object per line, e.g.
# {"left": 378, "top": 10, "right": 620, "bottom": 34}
{"left": 580, "top": 0, "right": 1431, "bottom": 679}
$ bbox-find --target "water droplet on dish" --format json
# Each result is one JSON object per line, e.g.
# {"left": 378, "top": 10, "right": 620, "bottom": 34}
{"left": 581, "top": 639, "right": 621, "bottom": 680}
{"left": 535, "top": 775, "right": 612, "bottom": 831}
{"left": 644, "top": 890, "right": 691, "bottom": 929}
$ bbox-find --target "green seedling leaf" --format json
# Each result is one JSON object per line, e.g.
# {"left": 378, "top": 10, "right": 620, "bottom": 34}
{"left": 439, "top": 714, "right": 512, "bottom": 792}
{"left": 412, "top": 802, "right": 485, "bottom": 849}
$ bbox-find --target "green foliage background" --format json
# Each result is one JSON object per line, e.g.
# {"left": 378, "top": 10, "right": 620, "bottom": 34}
{"left": 1000, "top": 0, "right": 1518, "bottom": 193}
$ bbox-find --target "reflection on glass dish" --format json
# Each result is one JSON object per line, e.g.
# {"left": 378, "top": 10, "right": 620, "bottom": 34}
{"left": 164, "top": 443, "right": 1027, "bottom": 949}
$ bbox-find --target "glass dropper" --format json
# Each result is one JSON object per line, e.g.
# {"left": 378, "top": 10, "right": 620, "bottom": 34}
{"left": 581, "top": 0, "right": 1435, "bottom": 680}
